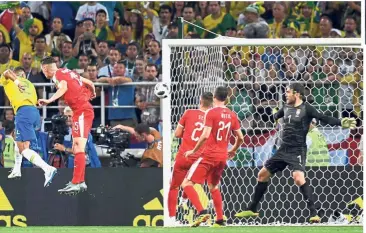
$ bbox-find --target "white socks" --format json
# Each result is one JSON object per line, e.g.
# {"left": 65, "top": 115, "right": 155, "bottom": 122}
{"left": 13, "top": 152, "right": 23, "bottom": 172}
{"left": 21, "top": 148, "right": 51, "bottom": 172}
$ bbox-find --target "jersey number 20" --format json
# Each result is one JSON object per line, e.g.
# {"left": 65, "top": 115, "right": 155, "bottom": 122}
{"left": 217, "top": 121, "right": 231, "bottom": 141}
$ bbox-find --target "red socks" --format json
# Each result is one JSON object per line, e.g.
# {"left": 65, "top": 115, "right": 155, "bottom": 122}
{"left": 183, "top": 186, "right": 204, "bottom": 213}
{"left": 168, "top": 189, "right": 179, "bottom": 217}
{"left": 210, "top": 188, "right": 224, "bottom": 221}
{"left": 72, "top": 152, "right": 86, "bottom": 184}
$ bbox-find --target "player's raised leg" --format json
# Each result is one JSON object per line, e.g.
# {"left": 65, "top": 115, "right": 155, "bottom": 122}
{"left": 15, "top": 106, "right": 57, "bottom": 187}
{"left": 181, "top": 158, "right": 211, "bottom": 227}
{"left": 292, "top": 170, "right": 320, "bottom": 222}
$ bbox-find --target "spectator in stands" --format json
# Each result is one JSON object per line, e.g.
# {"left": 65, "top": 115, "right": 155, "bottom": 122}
{"left": 135, "top": 64, "right": 160, "bottom": 129}
{"left": 61, "top": 41, "right": 78, "bottom": 69}
{"left": 51, "top": 106, "right": 101, "bottom": 168}
{"left": 203, "top": 1, "right": 236, "bottom": 38}
{"left": 95, "top": 9, "right": 115, "bottom": 43}
{"left": 76, "top": 53, "right": 90, "bottom": 73}
{"left": 134, "top": 56, "right": 146, "bottom": 82}
{"left": 12, "top": 14, "right": 44, "bottom": 61}
{"left": 343, "top": 15, "right": 358, "bottom": 38}
{"left": 98, "top": 48, "right": 121, "bottom": 78}
{"left": 182, "top": 5, "right": 204, "bottom": 38}
{"left": 73, "top": 18, "right": 98, "bottom": 58}
{"left": 124, "top": 42, "right": 139, "bottom": 77}
{"left": 32, "top": 35, "right": 50, "bottom": 72}
{"left": 115, "top": 22, "right": 134, "bottom": 57}
{"left": 126, "top": 9, "right": 144, "bottom": 45}
{"left": 96, "top": 40, "right": 109, "bottom": 67}
{"left": 75, "top": 2, "right": 109, "bottom": 23}
{"left": 99, "top": 61, "right": 136, "bottom": 127}
{"left": 86, "top": 63, "right": 101, "bottom": 127}
{"left": 268, "top": 2, "right": 287, "bottom": 38}
{"left": 357, "top": 135, "right": 363, "bottom": 166}
{"left": 296, "top": 2, "right": 321, "bottom": 38}
{"left": 319, "top": 16, "right": 333, "bottom": 38}
{"left": 45, "top": 17, "right": 72, "bottom": 52}
{"left": 3, "top": 109, "right": 14, "bottom": 121}
{"left": 147, "top": 40, "right": 162, "bottom": 72}
{"left": 0, "top": 44, "right": 20, "bottom": 74}
{"left": 141, "top": 4, "right": 172, "bottom": 43}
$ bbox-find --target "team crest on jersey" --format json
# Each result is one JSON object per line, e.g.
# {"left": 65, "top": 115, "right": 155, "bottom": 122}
{"left": 296, "top": 109, "right": 301, "bottom": 117}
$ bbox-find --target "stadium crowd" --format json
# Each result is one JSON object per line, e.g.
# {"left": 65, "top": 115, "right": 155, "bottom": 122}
{"left": 0, "top": 1, "right": 362, "bottom": 168}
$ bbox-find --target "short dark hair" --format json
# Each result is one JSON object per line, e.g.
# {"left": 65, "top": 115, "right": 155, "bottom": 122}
{"left": 115, "top": 60, "right": 126, "bottom": 67}
{"left": 214, "top": 86, "right": 229, "bottom": 102}
{"left": 145, "top": 63, "right": 158, "bottom": 71}
{"left": 289, "top": 83, "right": 305, "bottom": 96}
{"left": 149, "top": 39, "right": 161, "bottom": 48}
{"left": 345, "top": 15, "right": 357, "bottom": 22}
{"left": 96, "top": 9, "right": 107, "bottom": 17}
{"left": 41, "top": 56, "right": 55, "bottom": 65}
{"left": 0, "top": 43, "right": 11, "bottom": 51}
{"left": 159, "top": 5, "right": 172, "bottom": 14}
{"left": 121, "top": 21, "right": 132, "bottom": 27}
{"left": 3, "top": 120, "right": 15, "bottom": 135}
{"left": 14, "top": 67, "right": 25, "bottom": 73}
{"left": 83, "top": 18, "right": 95, "bottom": 25}
{"left": 134, "top": 123, "right": 151, "bottom": 135}
{"left": 34, "top": 34, "right": 46, "bottom": 42}
{"left": 201, "top": 92, "right": 213, "bottom": 108}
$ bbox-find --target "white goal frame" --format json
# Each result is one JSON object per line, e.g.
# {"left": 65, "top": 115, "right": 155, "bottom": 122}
{"left": 161, "top": 38, "right": 363, "bottom": 227}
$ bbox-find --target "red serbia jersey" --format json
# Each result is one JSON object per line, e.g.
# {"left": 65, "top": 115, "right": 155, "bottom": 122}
{"left": 52, "top": 68, "right": 92, "bottom": 110}
{"left": 177, "top": 109, "right": 206, "bottom": 159}
{"left": 202, "top": 107, "right": 240, "bottom": 161}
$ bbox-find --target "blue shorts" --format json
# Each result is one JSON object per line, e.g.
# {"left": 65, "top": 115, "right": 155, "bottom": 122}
{"left": 14, "top": 106, "right": 41, "bottom": 142}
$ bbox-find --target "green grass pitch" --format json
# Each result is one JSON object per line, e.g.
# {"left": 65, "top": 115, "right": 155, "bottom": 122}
{"left": 0, "top": 226, "right": 362, "bottom": 233}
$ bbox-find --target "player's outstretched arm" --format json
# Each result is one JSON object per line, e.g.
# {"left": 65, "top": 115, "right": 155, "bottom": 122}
{"left": 81, "top": 77, "right": 96, "bottom": 98}
{"left": 38, "top": 80, "right": 68, "bottom": 106}
{"left": 228, "top": 129, "right": 244, "bottom": 159}
{"left": 306, "top": 103, "right": 356, "bottom": 129}
{"left": 3, "top": 69, "right": 25, "bottom": 92}
{"left": 174, "top": 124, "right": 184, "bottom": 138}
{"left": 112, "top": 125, "right": 135, "bottom": 135}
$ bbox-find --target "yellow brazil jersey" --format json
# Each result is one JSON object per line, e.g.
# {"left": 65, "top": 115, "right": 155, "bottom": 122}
{"left": 203, "top": 12, "right": 226, "bottom": 31}
{"left": 0, "top": 75, "right": 37, "bottom": 113}
{"left": 0, "top": 60, "right": 21, "bottom": 75}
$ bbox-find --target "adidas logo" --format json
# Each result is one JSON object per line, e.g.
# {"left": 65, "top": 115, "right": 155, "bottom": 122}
{"left": 143, "top": 189, "right": 164, "bottom": 211}
{"left": 0, "top": 186, "right": 27, "bottom": 227}
{"left": 0, "top": 187, "right": 14, "bottom": 211}
{"left": 133, "top": 189, "right": 164, "bottom": 226}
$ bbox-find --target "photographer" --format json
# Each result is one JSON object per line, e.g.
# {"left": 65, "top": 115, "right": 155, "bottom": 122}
{"left": 113, "top": 123, "right": 162, "bottom": 167}
{"left": 51, "top": 107, "right": 101, "bottom": 168}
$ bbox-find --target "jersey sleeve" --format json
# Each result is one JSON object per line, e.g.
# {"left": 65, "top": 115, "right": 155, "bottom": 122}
{"left": 306, "top": 103, "right": 341, "bottom": 126}
{"left": 274, "top": 107, "right": 285, "bottom": 121}
{"left": 204, "top": 110, "right": 214, "bottom": 128}
{"left": 178, "top": 110, "right": 188, "bottom": 128}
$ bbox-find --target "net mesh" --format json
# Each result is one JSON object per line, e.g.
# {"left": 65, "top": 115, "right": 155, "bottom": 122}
{"left": 168, "top": 44, "right": 363, "bottom": 226}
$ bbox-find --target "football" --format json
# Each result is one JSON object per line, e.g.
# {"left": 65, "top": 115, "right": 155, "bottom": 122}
{"left": 154, "top": 82, "right": 170, "bottom": 99}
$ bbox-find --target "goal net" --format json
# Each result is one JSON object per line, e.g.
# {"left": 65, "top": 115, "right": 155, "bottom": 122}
{"left": 162, "top": 38, "right": 363, "bottom": 226}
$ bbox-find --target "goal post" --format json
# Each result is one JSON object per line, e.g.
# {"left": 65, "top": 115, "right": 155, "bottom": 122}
{"left": 162, "top": 38, "right": 363, "bottom": 227}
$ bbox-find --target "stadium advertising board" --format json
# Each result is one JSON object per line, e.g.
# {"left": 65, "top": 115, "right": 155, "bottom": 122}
{"left": 0, "top": 168, "right": 163, "bottom": 226}
{"left": 0, "top": 167, "right": 361, "bottom": 226}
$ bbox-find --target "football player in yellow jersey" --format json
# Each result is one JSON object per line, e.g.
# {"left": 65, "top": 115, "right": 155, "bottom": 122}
{"left": 0, "top": 67, "right": 57, "bottom": 186}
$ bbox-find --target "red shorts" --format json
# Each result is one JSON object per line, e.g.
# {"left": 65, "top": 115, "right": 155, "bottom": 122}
{"left": 170, "top": 154, "right": 197, "bottom": 189}
{"left": 186, "top": 158, "right": 226, "bottom": 185}
{"left": 71, "top": 107, "right": 94, "bottom": 138}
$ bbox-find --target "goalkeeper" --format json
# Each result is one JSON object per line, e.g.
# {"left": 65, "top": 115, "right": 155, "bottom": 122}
{"left": 235, "top": 83, "right": 356, "bottom": 223}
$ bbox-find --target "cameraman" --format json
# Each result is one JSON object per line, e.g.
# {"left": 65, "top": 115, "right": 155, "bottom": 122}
{"left": 113, "top": 123, "right": 162, "bottom": 167}
{"left": 53, "top": 107, "right": 101, "bottom": 168}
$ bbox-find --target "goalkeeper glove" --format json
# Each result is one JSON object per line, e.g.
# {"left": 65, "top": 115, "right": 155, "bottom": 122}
{"left": 341, "top": 117, "right": 357, "bottom": 129}
{"left": 272, "top": 107, "right": 279, "bottom": 126}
